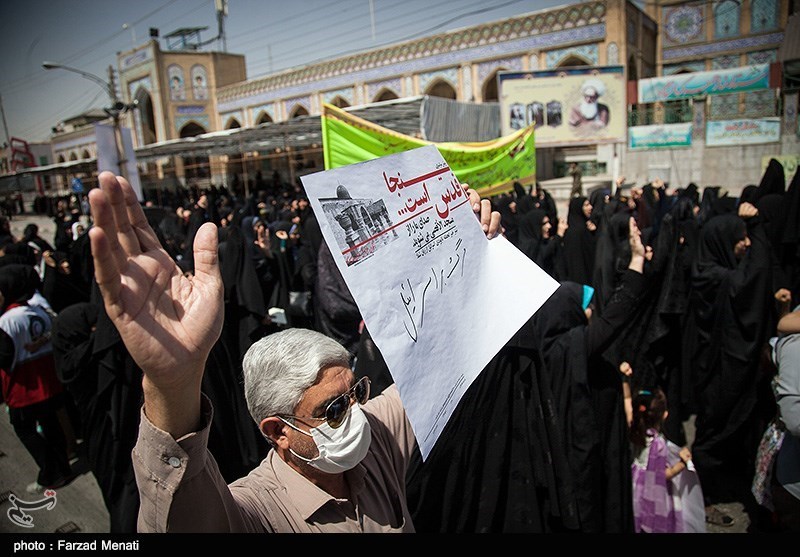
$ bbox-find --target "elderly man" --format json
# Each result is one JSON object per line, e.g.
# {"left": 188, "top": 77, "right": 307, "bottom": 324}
{"left": 87, "top": 171, "right": 500, "bottom": 533}
{"left": 569, "top": 78, "right": 610, "bottom": 130}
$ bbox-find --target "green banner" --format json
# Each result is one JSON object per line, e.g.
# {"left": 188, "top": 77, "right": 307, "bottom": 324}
{"left": 322, "top": 103, "right": 536, "bottom": 196}
{"left": 638, "top": 64, "right": 770, "bottom": 103}
{"left": 629, "top": 123, "right": 692, "bottom": 149}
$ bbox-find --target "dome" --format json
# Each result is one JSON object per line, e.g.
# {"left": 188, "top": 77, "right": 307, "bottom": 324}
{"left": 336, "top": 184, "right": 351, "bottom": 199}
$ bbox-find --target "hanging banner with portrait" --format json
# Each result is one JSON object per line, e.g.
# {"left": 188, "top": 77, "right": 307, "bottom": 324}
{"left": 497, "top": 65, "right": 626, "bottom": 147}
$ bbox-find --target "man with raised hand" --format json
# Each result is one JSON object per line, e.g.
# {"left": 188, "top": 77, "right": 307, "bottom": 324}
{"left": 88, "top": 171, "right": 500, "bottom": 533}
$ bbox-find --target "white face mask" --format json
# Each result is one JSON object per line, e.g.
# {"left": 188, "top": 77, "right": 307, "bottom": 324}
{"left": 280, "top": 403, "right": 372, "bottom": 474}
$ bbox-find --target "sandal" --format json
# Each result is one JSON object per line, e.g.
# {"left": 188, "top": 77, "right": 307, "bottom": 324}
{"left": 705, "top": 506, "right": 735, "bottom": 527}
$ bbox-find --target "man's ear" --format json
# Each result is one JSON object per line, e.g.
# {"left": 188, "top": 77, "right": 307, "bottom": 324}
{"left": 261, "top": 417, "right": 290, "bottom": 450}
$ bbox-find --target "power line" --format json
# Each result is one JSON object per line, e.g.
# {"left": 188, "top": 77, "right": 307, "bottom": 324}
{"left": 244, "top": 0, "right": 524, "bottom": 79}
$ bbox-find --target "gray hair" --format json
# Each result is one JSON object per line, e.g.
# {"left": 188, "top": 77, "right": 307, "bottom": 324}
{"left": 243, "top": 328, "right": 351, "bottom": 425}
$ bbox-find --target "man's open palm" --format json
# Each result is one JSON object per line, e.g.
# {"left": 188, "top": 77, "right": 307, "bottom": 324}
{"left": 88, "top": 172, "right": 223, "bottom": 392}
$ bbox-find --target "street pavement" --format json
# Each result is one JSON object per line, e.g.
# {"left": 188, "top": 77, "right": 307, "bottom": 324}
{"left": 0, "top": 406, "right": 110, "bottom": 534}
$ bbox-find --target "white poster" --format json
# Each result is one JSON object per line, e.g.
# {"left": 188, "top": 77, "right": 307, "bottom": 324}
{"left": 301, "top": 145, "right": 558, "bottom": 459}
{"left": 95, "top": 123, "right": 143, "bottom": 201}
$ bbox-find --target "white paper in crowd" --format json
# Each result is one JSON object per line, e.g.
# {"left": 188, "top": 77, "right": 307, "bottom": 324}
{"left": 301, "top": 145, "right": 558, "bottom": 459}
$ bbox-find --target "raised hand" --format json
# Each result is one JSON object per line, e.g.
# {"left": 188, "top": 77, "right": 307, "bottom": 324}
{"left": 628, "top": 217, "right": 646, "bottom": 274}
{"left": 88, "top": 172, "right": 223, "bottom": 435}
{"left": 738, "top": 201, "right": 759, "bottom": 219}
{"left": 463, "top": 183, "right": 501, "bottom": 239}
{"left": 557, "top": 217, "right": 568, "bottom": 238}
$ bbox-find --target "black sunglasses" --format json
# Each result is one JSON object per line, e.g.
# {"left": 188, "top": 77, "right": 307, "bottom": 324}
{"left": 282, "top": 376, "right": 371, "bottom": 429}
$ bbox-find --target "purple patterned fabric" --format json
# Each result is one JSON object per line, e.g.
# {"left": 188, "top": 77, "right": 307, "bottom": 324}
{"left": 632, "top": 430, "right": 682, "bottom": 533}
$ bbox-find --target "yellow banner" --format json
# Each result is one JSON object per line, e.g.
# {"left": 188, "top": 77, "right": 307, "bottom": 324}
{"left": 321, "top": 103, "right": 535, "bottom": 196}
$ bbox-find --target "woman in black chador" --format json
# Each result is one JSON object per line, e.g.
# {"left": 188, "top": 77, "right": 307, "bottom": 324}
{"left": 682, "top": 202, "right": 774, "bottom": 523}
{"left": 560, "top": 195, "right": 597, "bottom": 285}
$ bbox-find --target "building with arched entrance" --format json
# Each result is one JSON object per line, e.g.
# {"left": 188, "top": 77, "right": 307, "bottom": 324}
{"left": 32, "top": 0, "right": 794, "bottom": 201}
{"left": 116, "top": 27, "right": 246, "bottom": 191}
{"left": 210, "top": 0, "right": 652, "bottom": 188}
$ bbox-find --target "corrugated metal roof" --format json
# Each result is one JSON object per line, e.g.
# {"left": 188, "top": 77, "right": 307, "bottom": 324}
{"left": 4, "top": 96, "right": 501, "bottom": 176}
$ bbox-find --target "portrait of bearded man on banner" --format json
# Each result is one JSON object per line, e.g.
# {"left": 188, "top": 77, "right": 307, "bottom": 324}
{"left": 569, "top": 78, "right": 610, "bottom": 130}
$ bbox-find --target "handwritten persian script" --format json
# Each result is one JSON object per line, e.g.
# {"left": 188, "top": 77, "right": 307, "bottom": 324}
{"left": 301, "top": 145, "right": 558, "bottom": 459}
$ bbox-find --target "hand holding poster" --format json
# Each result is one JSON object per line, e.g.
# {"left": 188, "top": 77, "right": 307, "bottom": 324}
{"left": 301, "top": 145, "right": 558, "bottom": 459}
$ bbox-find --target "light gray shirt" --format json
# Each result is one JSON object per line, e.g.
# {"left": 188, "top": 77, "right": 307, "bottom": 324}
{"left": 772, "top": 332, "right": 800, "bottom": 500}
{"left": 132, "top": 384, "right": 417, "bottom": 532}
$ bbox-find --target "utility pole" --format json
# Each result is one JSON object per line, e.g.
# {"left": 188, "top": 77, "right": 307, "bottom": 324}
{"left": 0, "top": 94, "right": 10, "bottom": 145}
{"left": 107, "top": 65, "right": 128, "bottom": 180}
{"left": 43, "top": 61, "right": 132, "bottom": 180}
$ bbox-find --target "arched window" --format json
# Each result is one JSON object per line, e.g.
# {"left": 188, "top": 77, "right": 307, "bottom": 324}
{"left": 225, "top": 117, "right": 241, "bottom": 129}
{"left": 81, "top": 149, "right": 91, "bottom": 160}
{"left": 557, "top": 55, "right": 589, "bottom": 68}
{"left": 751, "top": 0, "right": 778, "bottom": 33}
{"left": 482, "top": 69, "right": 505, "bottom": 102}
{"left": 256, "top": 111, "right": 273, "bottom": 125}
{"left": 290, "top": 105, "right": 309, "bottom": 119}
{"left": 374, "top": 89, "right": 399, "bottom": 102}
{"left": 330, "top": 96, "right": 350, "bottom": 108}
{"left": 425, "top": 80, "right": 456, "bottom": 100}
{"left": 179, "top": 122, "right": 208, "bottom": 180}
{"left": 714, "top": 0, "right": 740, "bottom": 39}
{"left": 134, "top": 87, "right": 157, "bottom": 146}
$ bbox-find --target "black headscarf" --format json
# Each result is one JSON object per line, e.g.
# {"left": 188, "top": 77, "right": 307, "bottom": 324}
{"left": 0, "top": 264, "right": 39, "bottom": 310}
{"left": 683, "top": 212, "right": 774, "bottom": 504}
{"left": 533, "top": 184, "right": 558, "bottom": 226}
{"left": 405, "top": 312, "right": 580, "bottom": 533}
{"left": 0, "top": 242, "right": 37, "bottom": 268}
{"left": 22, "top": 224, "right": 55, "bottom": 253}
{"left": 591, "top": 212, "right": 631, "bottom": 314}
{"left": 756, "top": 158, "right": 786, "bottom": 201}
{"left": 218, "top": 225, "right": 267, "bottom": 363}
{"left": 532, "top": 272, "right": 648, "bottom": 532}
{"left": 495, "top": 194, "right": 519, "bottom": 247}
{"left": 738, "top": 185, "right": 759, "bottom": 206}
{"left": 588, "top": 187, "right": 610, "bottom": 223}
{"left": 313, "top": 242, "right": 362, "bottom": 354}
{"left": 53, "top": 277, "right": 144, "bottom": 534}
{"left": 681, "top": 183, "right": 700, "bottom": 205}
{"left": 698, "top": 186, "right": 737, "bottom": 225}
{"left": 516, "top": 208, "right": 546, "bottom": 263}
{"left": 561, "top": 196, "right": 597, "bottom": 285}
{"left": 42, "top": 250, "right": 91, "bottom": 313}
{"left": 514, "top": 182, "right": 535, "bottom": 215}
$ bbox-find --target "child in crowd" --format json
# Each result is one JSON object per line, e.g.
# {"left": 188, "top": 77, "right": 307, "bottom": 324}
{"left": 630, "top": 386, "right": 706, "bottom": 532}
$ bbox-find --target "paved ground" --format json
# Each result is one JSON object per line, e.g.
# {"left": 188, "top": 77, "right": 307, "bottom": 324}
{"left": 0, "top": 405, "right": 110, "bottom": 534}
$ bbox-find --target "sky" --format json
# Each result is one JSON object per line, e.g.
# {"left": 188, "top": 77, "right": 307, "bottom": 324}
{"left": 0, "top": 0, "right": 572, "bottom": 145}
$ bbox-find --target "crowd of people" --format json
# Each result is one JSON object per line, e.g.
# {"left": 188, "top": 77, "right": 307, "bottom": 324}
{"left": 0, "top": 158, "right": 797, "bottom": 534}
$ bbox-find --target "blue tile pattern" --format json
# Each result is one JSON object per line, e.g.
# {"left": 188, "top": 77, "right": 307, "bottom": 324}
{"left": 663, "top": 31, "right": 783, "bottom": 60}
{"left": 217, "top": 23, "right": 607, "bottom": 112}
{"left": 545, "top": 43, "right": 599, "bottom": 68}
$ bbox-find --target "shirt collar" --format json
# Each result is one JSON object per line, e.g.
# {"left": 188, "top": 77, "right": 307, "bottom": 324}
{"left": 269, "top": 452, "right": 368, "bottom": 521}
